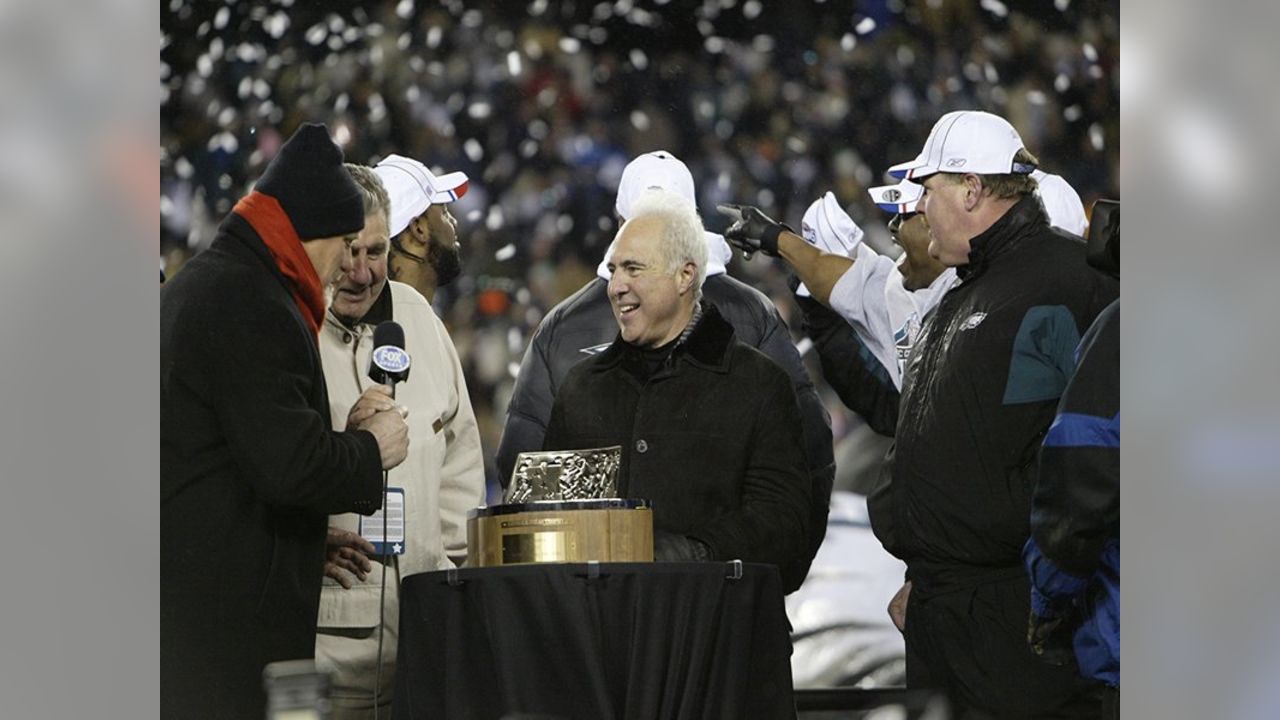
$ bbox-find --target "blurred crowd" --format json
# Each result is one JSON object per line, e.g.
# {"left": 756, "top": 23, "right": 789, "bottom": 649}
{"left": 161, "top": 0, "right": 1119, "bottom": 496}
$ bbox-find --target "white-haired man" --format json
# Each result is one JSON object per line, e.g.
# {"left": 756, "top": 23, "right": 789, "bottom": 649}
{"left": 499, "top": 150, "right": 833, "bottom": 590}
{"left": 544, "top": 189, "right": 811, "bottom": 590}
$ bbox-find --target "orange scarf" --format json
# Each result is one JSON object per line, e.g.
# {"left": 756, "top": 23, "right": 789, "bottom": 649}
{"left": 232, "top": 191, "right": 326, "bottom": 338}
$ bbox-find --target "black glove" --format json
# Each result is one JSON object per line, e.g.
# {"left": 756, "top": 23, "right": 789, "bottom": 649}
{"left": 653, "top": 530, "right": 713, "bottom": 562}
{"left": 717, "top": 204, "right": 790, "bottom": 259}
{"left": 1027, "top": 609, "right": 1077, "bottom": 666}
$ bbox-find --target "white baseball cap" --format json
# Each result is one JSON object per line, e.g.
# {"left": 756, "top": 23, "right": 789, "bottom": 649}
{"left": 888, "top": 110, "right": 1036, "bottom": 182}
{"left": 1032, "top": 170, "right": 1089, "bottom": 237}
{"left": 800, "top": 192, "right": 865, "bottom": 255}
{"left": 615, "top": 150, "right": 697, "bottom": 219}
{"left": 795, "top": 192, "right": 865, "bottom": 298}
{"left": 373, "top": 154, "right": 470, "bottom": 237}
{"left": 866, "top": 180, "right": 924, "bottom": 214}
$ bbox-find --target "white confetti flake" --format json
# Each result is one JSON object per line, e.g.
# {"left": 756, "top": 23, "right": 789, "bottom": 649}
{"left": 980, "top": 0, "right": 1008, "bottom": 18}
{"left": 630, "top": 48, "right": 648, "bottom": 71}
{"left": 236, "top": 43, "right": 262, "bottom": 63}
{"left": 464, "top": 138, "right": 484, "bottom": 161}
{"left": 397, "top": 0, "right": 414, "bottom": 19}
{"left": 495, "top": 244, "right": 516, "bottom": 262}
{"left": 265, "top": 11, "right": 289, "bottom": 38}
{"left": 507, "top": 51, "right": 523, "bottom": 76}
{"left": 855, "top": 17, "right": 876, "bottom": 35}
{"left": 487, "top": 207, "right": 506, "bottom": 231}
{"left": 630, "top": 110, "right": 650, "bottom": 131}
{"left": 841, "top": 33, "right": 856, "bottom": 52}
{"left": 305, "top": 23, "right": 327, "bottom": 46}
{"left": 1089, "top": 123, "right": 1104, "bottom": 151}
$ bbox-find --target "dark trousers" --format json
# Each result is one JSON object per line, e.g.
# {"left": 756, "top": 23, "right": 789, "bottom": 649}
{"left": 904, "top": 572, "right": 1102, "bottom": 719}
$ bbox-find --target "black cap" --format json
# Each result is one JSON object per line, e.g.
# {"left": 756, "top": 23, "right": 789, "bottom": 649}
{"left": 254, "top": 123, "right": 365, "bottom": 240}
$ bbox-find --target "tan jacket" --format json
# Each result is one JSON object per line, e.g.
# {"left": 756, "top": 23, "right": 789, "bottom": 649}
{"left": 316, "top": 281, "right": 485, "bottom": 631}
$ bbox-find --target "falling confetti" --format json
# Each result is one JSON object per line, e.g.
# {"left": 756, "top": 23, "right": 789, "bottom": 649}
{"left": 980, "top": 0, "right": 1009, "bottom": 19}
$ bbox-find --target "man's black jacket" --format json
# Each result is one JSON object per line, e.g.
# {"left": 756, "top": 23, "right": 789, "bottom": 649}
{"left": 161, "top": 214, "right": 384, "bottom": 719}
{"left": 499, "top": 273, "right": 834, "bottom": 577}
{"left": 544, "top": 304, "right": 812, "bottom": 592}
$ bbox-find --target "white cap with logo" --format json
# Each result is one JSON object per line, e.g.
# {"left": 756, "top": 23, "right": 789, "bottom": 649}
{"left": 373, "top": 154, "right": 469, "bottom": 237}
{"left": 866, "top": 180, "right": 924, "bottom": 214}
{"left": 888, "top": 110, "right": 1036, "bottom": 182}
{"left": 869, "top": 170, "right": 1087, "bottom": 236}
{"left": 795, "top": 192, "right": 866, "bottom": 298}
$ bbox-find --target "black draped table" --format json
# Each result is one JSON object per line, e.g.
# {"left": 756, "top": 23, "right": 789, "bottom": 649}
{"left": 392, "top": 561, "right": 796, "bottom": 720}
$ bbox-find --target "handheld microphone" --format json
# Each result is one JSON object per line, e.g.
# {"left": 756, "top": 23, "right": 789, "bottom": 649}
{"left": 365, "top": 320, "right": 411, "bottom": 720}
{"left": 368, "top": 321, "right": 411, "bottom": 395}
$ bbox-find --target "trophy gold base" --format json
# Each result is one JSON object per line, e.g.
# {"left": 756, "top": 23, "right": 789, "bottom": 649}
{"left": 467, "top": 499, "right": 653, "bottom": 567}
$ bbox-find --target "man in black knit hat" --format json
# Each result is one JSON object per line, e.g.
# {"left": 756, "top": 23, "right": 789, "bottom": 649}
{"left": 161, "top": 123, "right": 410, "bottom": 719}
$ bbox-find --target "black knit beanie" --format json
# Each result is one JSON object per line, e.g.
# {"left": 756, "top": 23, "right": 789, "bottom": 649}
{"left": 254, "top": 123, "right": 365, "bottom": 240}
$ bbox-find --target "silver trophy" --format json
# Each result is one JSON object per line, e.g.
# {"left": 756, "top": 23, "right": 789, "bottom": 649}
{"left": 505, "top": 446, "right": 622, "bottom": 503}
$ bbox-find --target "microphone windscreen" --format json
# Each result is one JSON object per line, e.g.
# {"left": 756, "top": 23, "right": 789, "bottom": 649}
{"left": 368, "top": 320, "right": 411, "bottom": 386}
{"left": 372, "top": 320, "right": 405, "bottom": 350}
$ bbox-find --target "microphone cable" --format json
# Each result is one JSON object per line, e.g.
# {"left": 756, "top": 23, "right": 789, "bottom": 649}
{"left": 373, "top": 463, "right": 391, "bottom": 720}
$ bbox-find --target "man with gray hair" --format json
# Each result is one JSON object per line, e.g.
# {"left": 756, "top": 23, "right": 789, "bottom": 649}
{"left": 314, "top": 162, "right": 485, "bottom": 719}
{"left": 543, "top": 189, "right": 811, "bottom": 591}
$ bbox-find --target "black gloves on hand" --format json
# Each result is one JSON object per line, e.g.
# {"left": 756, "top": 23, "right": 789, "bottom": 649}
{"left": 1027, "top": 609, "right": 1077, "bottom": 666}
{"left": 717, "top": 204, "right": 790, "bottom": 259}
{"left": 653, "top": 530, "right": 713, "bottom": 562}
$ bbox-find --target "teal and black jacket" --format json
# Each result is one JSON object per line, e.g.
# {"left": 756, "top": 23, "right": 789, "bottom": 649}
{"left": 869, "top": 195, "right": 1118, "bottom": 594}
